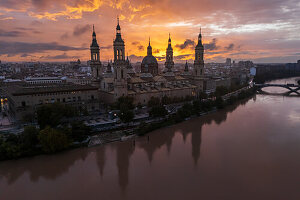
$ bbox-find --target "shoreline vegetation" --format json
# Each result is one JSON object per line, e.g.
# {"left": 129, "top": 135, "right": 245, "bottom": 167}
{"left": 0, "top": 84, "right": 256, "bottom": 161}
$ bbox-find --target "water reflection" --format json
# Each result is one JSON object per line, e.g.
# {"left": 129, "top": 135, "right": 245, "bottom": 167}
{"left": 0, "top": 97, "right": 253, "bottom": 196}
{"left": 0, "top": 147, "right": 89, "bottom": 184}
{"left": 95, "top": 145, "right": 106, "bottom": 178}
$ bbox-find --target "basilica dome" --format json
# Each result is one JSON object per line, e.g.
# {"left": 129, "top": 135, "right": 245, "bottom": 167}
{"left": 141, "top": 39, "right": 159, "bottom": 76}
{"left": 142, "top": 55, "right": 158, "bottom": 66}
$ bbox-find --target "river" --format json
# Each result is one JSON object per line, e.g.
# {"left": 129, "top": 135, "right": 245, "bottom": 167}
{"left": 1, "top": 77, "right": 300, "bottom": 200}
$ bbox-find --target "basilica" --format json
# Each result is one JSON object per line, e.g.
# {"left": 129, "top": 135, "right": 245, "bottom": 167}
{"left": 90, "top": 19, "right": 207, "bottom": 105}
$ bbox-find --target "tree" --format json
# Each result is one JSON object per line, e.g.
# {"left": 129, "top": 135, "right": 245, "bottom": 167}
{"left": 198, "top": 91, "right": 208, "bottom": 100}
{"left": 148, "top": 97, "right": 160, "bottom": 107}
{"left": 115, "top": 96, "right": 135, "bottom": 110}
{"left": 149, "top": 105, "right": 168, "bottom": 118}
{"left": 161, "top": 95, "right": 171, "bottom": 105}
{"left": 215, "top": 86, "right": 229, "bottom": 97}
{"left": 37, "top": 103, "right": 78, "bottom": 129}
{"left": 21, "top": 112, "right": 35, "bottom": 123}
{"left": 38, "top": 127, "right": 69, "bottom": 153}
{"left": 21, "top": 126, "right": 39, "bottom": 151}
{"left": 119, "top": 109, "right": 134, "bottom": 123}
{"left": 192, "top": 100, "right": 202, "bottom": 114}
{"left": 178, "top": 103, "right": 193, "bottom": 118}
{"left": 70, "top": 122, "right": 91, "bottom": 142}
{"left": 215, "top": 96, "right": 225, "bottom": 109}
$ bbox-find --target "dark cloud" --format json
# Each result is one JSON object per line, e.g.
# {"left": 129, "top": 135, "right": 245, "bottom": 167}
{"left": 131, "top": 41, "right": 145, "bottom": 51}
{"left": 129, "top": 54, "right": 143, "bottom": 62}
{"left": 153, "top": 49, "right": 160, "bottom": 54}
{"left": 20, "top": 53, "right": 30, "bottom": 57}
{"left": 138, "top": 45, "right": 144, "bottom": 51}
{"left": 0, "top": 41, "right": 87, "bottom": 55}
{"left": 175, "top": 39, "right": 195, "bottom": 50}
{"left": 174, "top": 54, "right": 192, "bottom": 60}
{"left": 60, "top": 32, "right": 69, "bottom": 40}
{"left": 73, "top": 24, "right": 90, "bottom": 37}
{"left": 41, "top": 53, "right": 74, "bottom": 60}
{"left": 101, "top": 45, "right": 113, "bottom": 49}
{"left": 131, "top": 41, "right": 140, "bottom": 45}
{"left": 0, "top": 29, "right": 24, "bottom": 37}
{"left": 225, "top": 43, "right": 234, "bottom": 51}
{"left": 204, "top": 38, "right": 219, "bottom": 51}
{"left": 156, "top": 56, "right": 165, "bottom": 61}
{"left": 30, "top": 20, "right": 43, "bottom": 26}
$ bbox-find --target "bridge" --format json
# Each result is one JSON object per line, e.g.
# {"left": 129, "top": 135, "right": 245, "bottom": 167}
{"left": 254, "top": 83, "right": 300, "bottom": 96}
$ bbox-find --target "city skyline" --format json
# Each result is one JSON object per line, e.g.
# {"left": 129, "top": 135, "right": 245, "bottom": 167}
{"left": 0, "top": 0, "right": 299, "bottom": 63}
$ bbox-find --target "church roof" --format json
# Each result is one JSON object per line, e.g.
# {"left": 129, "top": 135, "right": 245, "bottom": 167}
{"left": 129, "top": 77, "right": 146, "bottom": 83}
{"left": 141, "top": 55, "right": 158, "bottom": 65}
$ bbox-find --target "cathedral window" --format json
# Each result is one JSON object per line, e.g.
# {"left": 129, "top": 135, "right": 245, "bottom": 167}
{"left": 121, "top": 69, "right": 124, "bottom": 79}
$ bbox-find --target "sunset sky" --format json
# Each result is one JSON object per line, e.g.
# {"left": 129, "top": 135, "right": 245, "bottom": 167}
{"left": 0, "top": 0, "right": 299, "bottom": 63}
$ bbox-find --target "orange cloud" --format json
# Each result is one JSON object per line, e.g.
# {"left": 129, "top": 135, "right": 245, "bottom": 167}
{"left": 29, "top": 0, "right": 103, "bottom": 21}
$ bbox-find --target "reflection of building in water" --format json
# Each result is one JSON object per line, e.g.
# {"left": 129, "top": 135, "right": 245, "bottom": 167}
{"left": 115, "top": 141, "right": 135, "bottom": 192}
{"left": 95, "top": 146, "right": 106, "bottom": 178}
{"left": 0, "top": 97, "right": 252, "bottom": 192}
{"left": 0, "top": 148, "right": 89, "bottom": 185}
{"left": 138, "top": 129, "right": 176, "bottom": 163}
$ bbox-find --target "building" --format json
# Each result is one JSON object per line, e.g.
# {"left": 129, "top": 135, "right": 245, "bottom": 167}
{"left": 225, "top": 58, "right": 232, "bottom": 66}
{"left": 24, "top": 77, "right": 64, "bottom": 85}
{"left": 91, "top": 19, "right": 207, "bottom": 105}
{"left": 5, "top": 83, "right": 100, "bottom": 120}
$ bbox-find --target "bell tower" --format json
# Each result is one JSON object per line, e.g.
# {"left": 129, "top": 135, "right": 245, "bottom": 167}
{"left": 194, "top": 28, "right": 204, "bottom": 77}
{"left": 113, "top": 18, "right": 128, "bottom": 99}
{"left": 165, "top": 33, "right": 174, "bottom": 72}
{"left": 90, "top": 25, "right": 102, "bottom": 80}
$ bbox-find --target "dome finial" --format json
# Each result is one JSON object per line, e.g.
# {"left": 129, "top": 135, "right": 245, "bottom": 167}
{"left": 149, "top": 37, "right": 151, "bottom": 46}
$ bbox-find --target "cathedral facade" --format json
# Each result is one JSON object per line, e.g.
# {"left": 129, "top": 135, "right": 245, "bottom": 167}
{"left": 90, "top": 19, "right": 206, "bottom": 105}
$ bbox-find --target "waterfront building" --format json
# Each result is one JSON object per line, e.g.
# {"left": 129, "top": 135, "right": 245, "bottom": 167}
{"left": 5, "top": 83, "right": 100, "bottom": 120}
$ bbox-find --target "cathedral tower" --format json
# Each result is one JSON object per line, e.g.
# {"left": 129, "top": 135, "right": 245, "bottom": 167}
{"left": 194, "top": 28, "right": 204, "bottom": 77}
{"left": 113, "top": 18, "right": 128, "bottom": 98}
{"left": 165, "top": 33, "right": 174, "bottom": 73}
{"left": 90, "top": 25, "right": 102, "bottom": 80}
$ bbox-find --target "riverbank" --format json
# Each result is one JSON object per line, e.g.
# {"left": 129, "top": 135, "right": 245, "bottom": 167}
{"left": 88, "top": 86, "right": 255, "bottom": 147}
{"left": 0, "top": 86, "right": 255, "bottom": 161}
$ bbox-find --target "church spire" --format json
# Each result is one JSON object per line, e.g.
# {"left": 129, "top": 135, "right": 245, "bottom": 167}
{"left": 114, "top": 17, "right": 125, "bottom": 61}
{"left": 196, "top": 27, "right": 203, "bottom": 47}
{"left": 91, "top": 24, "right": 99, "bottom": 48}
{"left": 167, "top": 33, "right": 172, "bottom": 49}
{"left": 147, "top": 37, "right": 152, "bottom": 56}
{"left": 116, "top": 17, "right": 121, "bottom": 33}
{"left": 185, "top": 60, "right": 189, "bottom": 72}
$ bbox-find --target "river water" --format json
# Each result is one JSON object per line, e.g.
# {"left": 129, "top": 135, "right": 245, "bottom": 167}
{"left": 1, "top": 77, "right": 300, "bottom": 200}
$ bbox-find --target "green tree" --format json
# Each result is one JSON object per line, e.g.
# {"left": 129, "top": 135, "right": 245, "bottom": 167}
{"left": 198, "top": 91, "right": 208, "bottom": 100}
{"left": 215, "top": 96, "right": 225, "bottom": 109}
{"left": 21, "top": 126, "right": 39, "bottom": 151}
{"left": 119, "top": 109, "right": 134, "bottom": 123}
{"left": 149, "top": 105, "right": 168, "bottom": 118}
{"left": 38, "top": 127, "right": 69, "bottom": 153}
{"left": 192, "top": 100, "right": 202, "bottom": 114}
{"left": 37, "top": 103, "right": 78, "bottom": 129}
{"left": 70, "top": 122, "right": 91, "bottom": 142}
{"left": 215, "top": 86, "right": 229, "bottom": 97}
{"left": 115, "top": 96, "right": 135, "bottom": 110}
{"left": 148, "top": 97, "right": 160, "bottom": 107}
{"left": 161, "top": 95, "right": 171, "bottom": 105}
